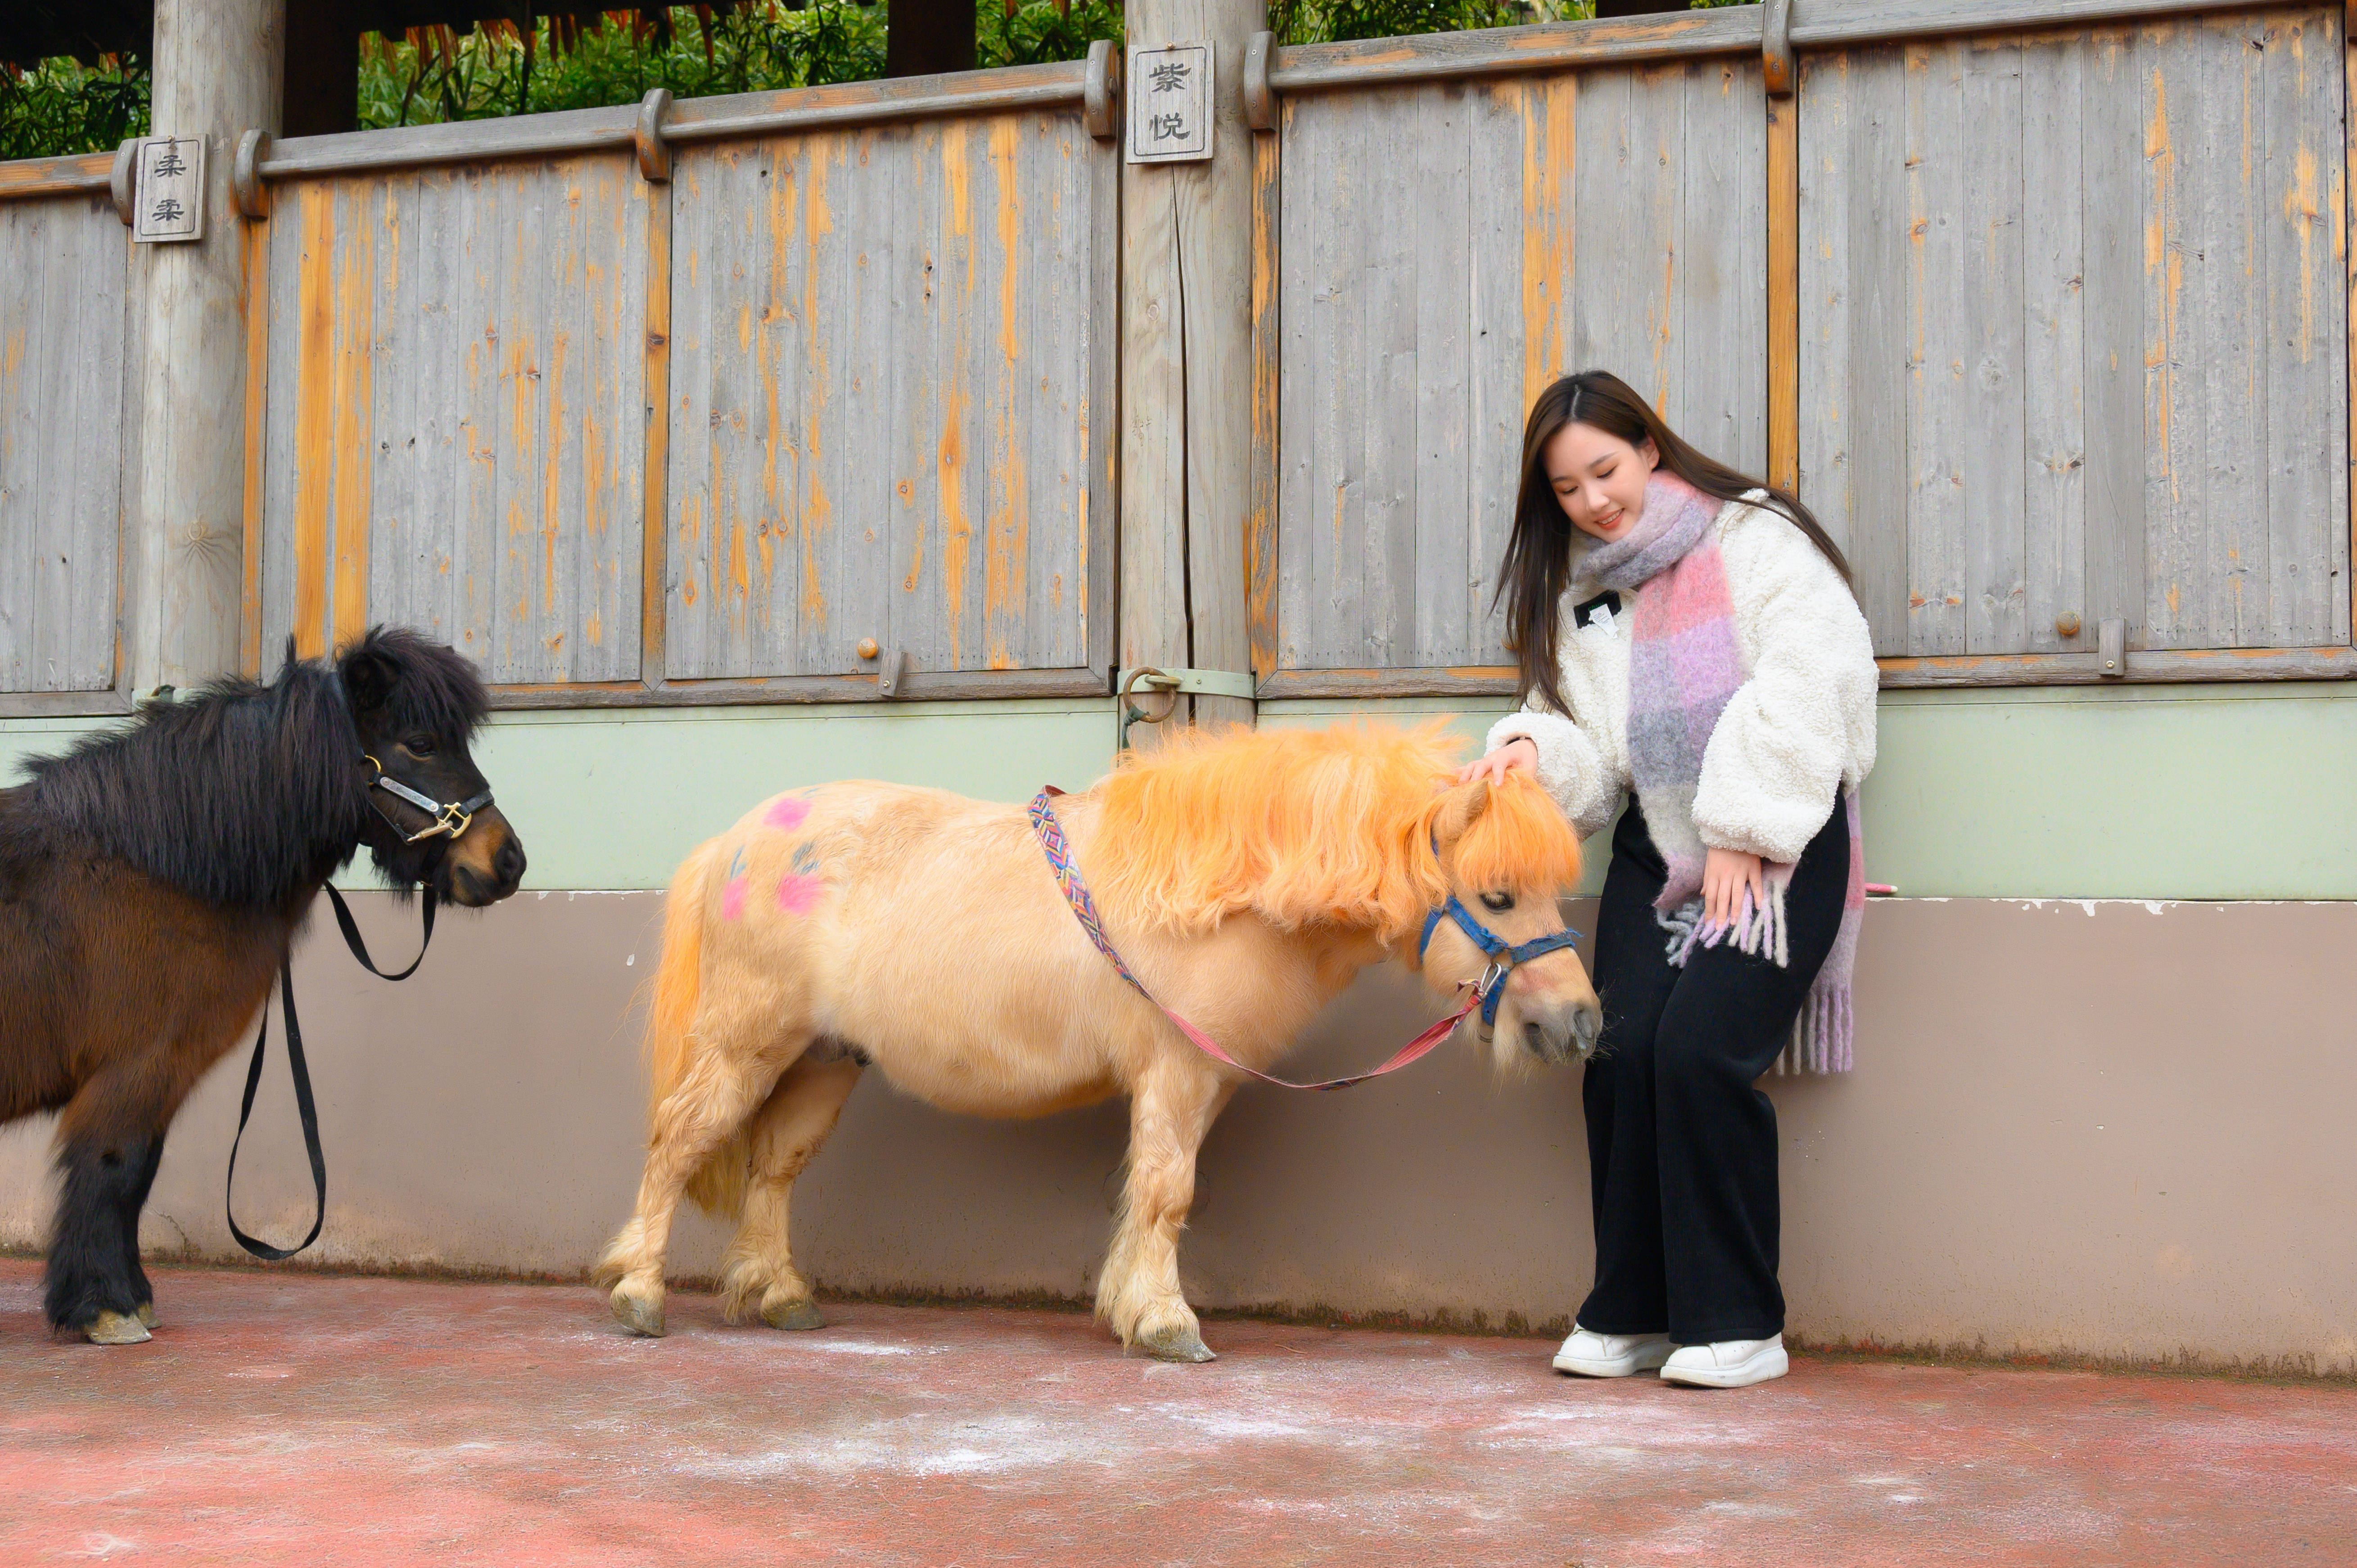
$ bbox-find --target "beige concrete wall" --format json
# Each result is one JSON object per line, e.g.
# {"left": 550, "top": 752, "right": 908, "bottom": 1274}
{"left": 4, "top": 892, "right": 2351, "bottom": 1373}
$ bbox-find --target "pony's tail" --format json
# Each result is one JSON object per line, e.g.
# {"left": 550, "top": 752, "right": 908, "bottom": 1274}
{"left": 644, "top": 840, "right": 749, "bottom": 1220}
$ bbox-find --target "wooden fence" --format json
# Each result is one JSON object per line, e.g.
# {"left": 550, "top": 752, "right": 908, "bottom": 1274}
{"left": 2, "top": 2, "right": 2352, "bottom": 712}
{"left": 1249, "top": 0, "right": 2357, "bottom": 695}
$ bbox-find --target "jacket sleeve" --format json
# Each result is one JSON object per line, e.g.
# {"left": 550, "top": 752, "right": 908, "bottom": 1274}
{"left": 1690, "top": 510, "right": 1879, "bottom": 863}
{"left": 1486, "top": 706, "right": 1621, "bottom": 843}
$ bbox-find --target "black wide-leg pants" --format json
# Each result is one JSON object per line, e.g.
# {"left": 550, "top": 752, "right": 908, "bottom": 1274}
{"left": 1577, "top": 793, "right": 1851, "bottom": 1345}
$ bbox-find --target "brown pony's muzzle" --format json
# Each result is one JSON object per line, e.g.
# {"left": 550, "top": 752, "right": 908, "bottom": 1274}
{"left": 443, "top": 807, "right": 525, "bottom": 906}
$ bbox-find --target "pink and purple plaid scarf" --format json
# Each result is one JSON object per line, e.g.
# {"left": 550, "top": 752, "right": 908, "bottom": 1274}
{"left": 1580, "top": 473, "right": 1862, "bottom": 1073}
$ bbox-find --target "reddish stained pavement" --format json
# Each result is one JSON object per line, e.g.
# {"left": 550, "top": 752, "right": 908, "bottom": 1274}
{"left": 1, "top": 1259, "right": 2351, "bottom": 1566}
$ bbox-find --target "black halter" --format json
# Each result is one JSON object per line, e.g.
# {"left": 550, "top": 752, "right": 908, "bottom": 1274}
{"left": 362, "top": 754, "right": 494, "bottom": 843}
{"left": 223, "top": 752, "right": 483, "bottom": 1261}
{"left": 1418, "top": 896, "right": 1585, "bottom": 1028}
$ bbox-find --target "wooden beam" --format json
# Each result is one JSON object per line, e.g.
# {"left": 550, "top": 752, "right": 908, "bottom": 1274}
{"left": 1264, "top": 10, "right": 1761, "bottom": 100}
{"left": 484, "top": 668, "right": 1114, "bottom": 711}
{"left": 0, "top": 152, "right": 115, "bottom": 202}
{"left": 1122, "top": 0, "right": 1263, "bottom": 738}
{"left": 1255, "top": 644, "right": 2357, "bottom": 701}
{"left": 124, "top": 0, "right": 286, "bottom": 698}
{"left": 1786, "top": 0, "right": 2293, "bottom": 51}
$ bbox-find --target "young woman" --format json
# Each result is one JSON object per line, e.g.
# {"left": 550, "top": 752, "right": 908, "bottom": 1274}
{"left": 1459, "top": 371, "right": 1876, "bottom": 1389}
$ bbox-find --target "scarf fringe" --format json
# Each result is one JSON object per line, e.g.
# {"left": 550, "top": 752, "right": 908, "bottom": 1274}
{"left": 1656, "top": 797, "right": 1864, "bottom": 1079}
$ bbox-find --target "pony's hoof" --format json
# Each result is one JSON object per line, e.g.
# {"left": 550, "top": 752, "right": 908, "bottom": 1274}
{"left": 1138, "top": 1324, "right": 1216, "bottom": 1363}
{"left": 610, "top": 1290, "right": 666, "bottom": 1338}
{"left": 135, "top": 1302, "right": 156, "bottom": 1329}
{"left": 84, "top": 1311, "right": 152, "bottom": 1345}
{"left": 762, "top": 1298, "right": 827, "bottom": 1332}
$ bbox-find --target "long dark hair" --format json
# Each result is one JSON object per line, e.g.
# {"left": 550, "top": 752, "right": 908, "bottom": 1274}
{"left": 1495, "top": 370, "right": 1852, "bottom": 717}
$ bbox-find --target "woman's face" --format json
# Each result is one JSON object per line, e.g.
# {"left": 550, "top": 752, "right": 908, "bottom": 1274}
{"left": 1543, "top": 420, "right": 1659, "bottom": 543}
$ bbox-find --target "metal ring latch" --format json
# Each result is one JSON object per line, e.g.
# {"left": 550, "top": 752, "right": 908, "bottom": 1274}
{"left": 1120, "top": 667, "right": 1184, "bottom": 748}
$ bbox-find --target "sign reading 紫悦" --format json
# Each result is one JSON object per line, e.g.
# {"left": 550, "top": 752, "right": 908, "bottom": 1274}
{"left": 1127, "top": 42, "right": 1212, "bottom": 165}
{"left": 132, "top": 135, "right": 206, "bottom": 244}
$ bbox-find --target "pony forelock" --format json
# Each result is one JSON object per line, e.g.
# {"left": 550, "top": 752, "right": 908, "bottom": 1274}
{"left": 1087, "top": 721, "right": 1578, "bottom": 943}
{"left": 1453, "top": 771, "right": 1585, "bottom": 896}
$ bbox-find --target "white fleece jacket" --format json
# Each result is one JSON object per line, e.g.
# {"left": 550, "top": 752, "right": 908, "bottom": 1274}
{"left": 1485, "top": 493, "right": 1878, "bottom": 865}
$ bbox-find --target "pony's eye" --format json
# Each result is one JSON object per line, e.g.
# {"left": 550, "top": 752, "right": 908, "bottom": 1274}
{"left": 404, "top": 735, "right": 438, "bottom": 758}
{"left": 1480, "top": 891, "right": 1514, "bottom": 912}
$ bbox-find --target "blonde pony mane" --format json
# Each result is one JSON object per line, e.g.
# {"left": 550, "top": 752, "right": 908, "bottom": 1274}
{"left": 1086, "top": 721, "right": 1582, "bottom": 942}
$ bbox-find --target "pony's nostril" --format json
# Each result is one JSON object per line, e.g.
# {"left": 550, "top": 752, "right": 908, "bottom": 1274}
{"left": 495, "top": 838, "right": 526, "bottom": 887}
{"left": 1523, "top": 1017, "right": 1549, "bottom": 1057}
{"left": 1572, "top": 1003, "right": 1603, "bottom": 1053}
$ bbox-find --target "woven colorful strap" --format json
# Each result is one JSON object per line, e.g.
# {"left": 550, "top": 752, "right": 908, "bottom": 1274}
{"left": 1028, "top": 788, "right": 1474, "bottom": 1092}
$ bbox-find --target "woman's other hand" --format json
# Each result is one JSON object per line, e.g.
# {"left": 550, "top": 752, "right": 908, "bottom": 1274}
{"left": 1702, "top": 846, "right": 1765, "bottom": 931}
{"left": 1457, "top": 737, "right": 1538, "bottom": 788}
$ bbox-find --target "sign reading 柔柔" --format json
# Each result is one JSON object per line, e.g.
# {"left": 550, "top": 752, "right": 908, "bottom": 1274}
{"left": 132, "top": 136, "right": 206, "bottom": 244}
{"left": 1126, "top": 43, "right": 1212, "bottom": 165}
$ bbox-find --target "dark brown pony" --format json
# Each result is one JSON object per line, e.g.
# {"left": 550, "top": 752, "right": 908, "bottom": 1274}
{"left": 0, "top": 628, "right": 525, "bottom": 1344}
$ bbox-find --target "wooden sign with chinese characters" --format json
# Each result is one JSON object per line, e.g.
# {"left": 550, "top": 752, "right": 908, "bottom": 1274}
{"left": 1127, "top": 42, "right": 1212, "bottom": 164}
{"left": 132, "top": 136, "right": 205, "bottom": 243}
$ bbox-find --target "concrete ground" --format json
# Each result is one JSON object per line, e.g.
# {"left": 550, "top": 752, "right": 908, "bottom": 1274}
{"left": 1, "top": 1260, "right": 2350, "bottom": 1567}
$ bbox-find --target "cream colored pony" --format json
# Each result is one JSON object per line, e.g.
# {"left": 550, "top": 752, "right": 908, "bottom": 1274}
{"left": 594, "top": 721, "right": 1601, "bottom": 1361}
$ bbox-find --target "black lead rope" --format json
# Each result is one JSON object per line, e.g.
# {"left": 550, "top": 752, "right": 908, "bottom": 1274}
{"left": 226, "top": 889, "right": 436, "bottom": 1261}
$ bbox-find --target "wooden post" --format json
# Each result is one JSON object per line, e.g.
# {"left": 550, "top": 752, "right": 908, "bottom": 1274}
{"left": 1764, "top": 0, "right": 1800, "bottom": 497}
{"left": 125, "top": 0, "right": 284, "bottom": 696}
{"left": 1120, "top": 0, "right": 1262, "bottom": 736}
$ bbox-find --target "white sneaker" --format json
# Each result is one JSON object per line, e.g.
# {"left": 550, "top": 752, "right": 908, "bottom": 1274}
{"left": 1552, "top": 1324, "right": 1675, "bottom": 1378}
{"left": 1659, "top": 1334, "right": 1789, "bottom": 1388}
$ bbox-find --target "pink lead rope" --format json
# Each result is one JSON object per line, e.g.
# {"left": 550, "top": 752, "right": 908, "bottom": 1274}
{"left": 1029, "top": 787, "right": 1476, "bottom": 1092}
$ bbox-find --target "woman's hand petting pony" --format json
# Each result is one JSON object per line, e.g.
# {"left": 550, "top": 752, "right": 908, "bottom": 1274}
{"left": 1456, "top": 736, "right": 1537, "bottom": 789}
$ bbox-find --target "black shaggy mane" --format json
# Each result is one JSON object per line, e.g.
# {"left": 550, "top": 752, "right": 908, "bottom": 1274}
{"left": 8, "top": 629, "right": 490, "bottom": 912}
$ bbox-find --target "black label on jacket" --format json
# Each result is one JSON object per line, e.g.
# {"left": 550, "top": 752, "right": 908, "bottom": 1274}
{"left": 1573, "top": 590, "right": 1621, "bottom": 629}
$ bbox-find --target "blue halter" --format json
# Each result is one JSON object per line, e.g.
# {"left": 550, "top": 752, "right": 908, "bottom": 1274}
{"left": 1418, "top": 897, "right": 1585, "bottom": 1028}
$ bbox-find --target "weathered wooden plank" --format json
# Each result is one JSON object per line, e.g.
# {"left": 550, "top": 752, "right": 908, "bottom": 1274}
{"left": 1312, "top": 93, "right": 1370, "bottom": 669}
{"left": 2141, "top": 21, "right": 2212, "bottom": 650}
{"left": 1904, "top": 41, "right": 1968, "bottom": 656}
{"left": 2343, "top": 0, "right": 2357, "bottom": 647}
{"left": 329, "top": 178, "right": 377, "bottom": 656}
{"left": 1767, "top": 86, "right": 1801, "bottom": 496}
{"left": 2021, "top": 32, "right": 2090, "bottom": 653}
{"left": 640, "top": 164, "right": 673, "bottom": 687}
{"left": 938, "top": 118, "right": 984, "bottom": 672}
{"left": 1248, "top": 124, "right": 1282, "bottom": 680}
{"left": 366, "top": 173, "right": 423, "bottom": 646}
{"left": 1361, "top": 89, "right": 1420, "bottom": 665}
{"left": 884, "top": 123, "right": 942, "bottom": 680}
{"left": 451, "top": 162, "right": 506, "bottom": 672}
{"left": 1682, "top": 55, "right": 1769, "bottom": 477}
{"left": 1848, "top": 49, "right": 1913, "bottom": 654}
{"left": 1410, "top": 82, "right": 1472, "bottom": 664}
{"left": 2260, "top": 5, "right": 2347, "bottom": 645}
{"left": 0, "top": 200, "right": 57, "bottom": 689}
{"left": 1960, "top": 36, "right": 2027, "bottom": 654}
{"left": 1797, "top": 50, "right": 1854, "bottom": 567}
{"left": 1466, "top": 81, "right": 1527, "bottom": 666}
{"left": 978, "top": 117, "right": 1025, "bottom": 673}
{"left": 240, "top": 197, "right": 271, "bottom": 676}
{"left": 1522, "top": 72, "right": 1576, "bottom": 408}
{"left": 662, "top": 59, "right": 1093, "bottom": 145}
{"left": 1083, "top": 98, "right": 1119, "bottom": 680}
{"left": 1274, "top": 95, "right": 1315, "bottom": 671}
{"left": 1567, "top": 66, "right": 1628, "bottom": 389}
{"left": 2082, "top": 26, "right": 2149, "bottom": 647}
{"left": 2185, "top": 13, "right": 2269, "bottom": 646}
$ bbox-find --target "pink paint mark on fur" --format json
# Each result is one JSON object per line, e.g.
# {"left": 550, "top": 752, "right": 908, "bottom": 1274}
{"left": 765, "top": 798, "right": 813, "bottom": 832}
{"left": 777, "top": 875, "right": 823, "bottom": 916}
{"left": 721, "top": 878, "right": 747, "bottom": 922}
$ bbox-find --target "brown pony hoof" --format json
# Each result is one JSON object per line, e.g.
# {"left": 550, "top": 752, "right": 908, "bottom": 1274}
{"left": 85, "top": 1311, "right": 152, "bottom": 1345}
{"left": 762, "top": 1298, "right": 827, "bottom": 1332}
{"left": 135, "top": 1302, "right": 157, "bottom": 1329}
{"left": 1138, "top": 1324, "right": 1216, "bottom": 1363}
{"left": 610, "top": 1290, "right": 666, "bottom": 1338}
